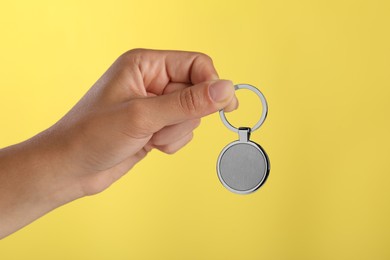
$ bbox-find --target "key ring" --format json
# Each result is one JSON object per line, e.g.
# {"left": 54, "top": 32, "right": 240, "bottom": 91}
{"left": 219, "top": 84, "right": 268, "bottom": 133}
{"left": 216, "top": 83, "right": 270, "bottom": 194}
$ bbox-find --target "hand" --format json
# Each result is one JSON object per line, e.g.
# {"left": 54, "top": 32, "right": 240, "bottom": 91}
{"left": 0, "top": 49, "right": 237, "bottom": 238}
{"left": 56, "top": 49, "right": 237, "bottom": 195}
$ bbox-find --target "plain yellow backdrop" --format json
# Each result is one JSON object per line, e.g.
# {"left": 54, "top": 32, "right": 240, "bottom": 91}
{"left": 1, "top": 0, "right": 390, "bottom": 259}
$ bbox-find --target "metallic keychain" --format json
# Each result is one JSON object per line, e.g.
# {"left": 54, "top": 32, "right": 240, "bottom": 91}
{"left": 217, "top": 84, "right": 270, "bottom": 194}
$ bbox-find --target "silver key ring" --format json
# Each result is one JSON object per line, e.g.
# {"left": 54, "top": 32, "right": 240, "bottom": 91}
{"left": 219, "top": 84, "right": 268, "bottom": 133}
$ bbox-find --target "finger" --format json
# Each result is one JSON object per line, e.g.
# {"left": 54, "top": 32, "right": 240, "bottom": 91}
{"left": 124, "top": 79, "right": 235, "bottom": 138}
{"left": 164, "top": 50, "right": 219, "bottom": 83}
{"left": 154, "top": 132, "right": 194, "bottom": 155}
{"left": 223, "top": 95, "right": 239, "bottom": 112}
{"left": 162, "top": 82, "right": 191, "bottom": 95}
{"left": 137, "top": 80, "right": 235, "bottom": 131}
{"left": 160, "top": 81, "right": 239, "bottom": 114}
{"left": 151, "top": 119, "right": 201, "bottom": 146}
{"left": 119, "top": 49, "right": 219, "bottom": 95}
{"left": 163, "top": 82, "right": 238, "bottom": 112}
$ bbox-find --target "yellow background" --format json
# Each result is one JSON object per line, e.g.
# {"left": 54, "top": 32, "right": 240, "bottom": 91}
{"left": 1, "top": 0, "right": 390, "bottom": 259}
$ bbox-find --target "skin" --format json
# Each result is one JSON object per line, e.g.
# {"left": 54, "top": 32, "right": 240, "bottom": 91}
{"left": 0, "top": 49, "right": 238, "bottom": 239}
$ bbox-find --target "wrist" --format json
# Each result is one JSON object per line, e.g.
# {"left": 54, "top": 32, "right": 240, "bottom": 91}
{"left": 0, "top": 128, "right": 84, "bottom": 237}
{"left": 25, "top": 127, "right": 86, "bottom": 206}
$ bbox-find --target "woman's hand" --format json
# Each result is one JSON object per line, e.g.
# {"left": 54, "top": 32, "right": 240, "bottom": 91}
{"left": 0, "top": 49, "right": 237, "bottom": 238}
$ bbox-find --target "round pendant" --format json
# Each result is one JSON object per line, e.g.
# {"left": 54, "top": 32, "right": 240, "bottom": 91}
{"left": 217, "top": 140, "right": 270, "bottom": 194}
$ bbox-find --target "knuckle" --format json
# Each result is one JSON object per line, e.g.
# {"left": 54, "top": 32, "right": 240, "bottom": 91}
{"left": 157, "top": 133, "right": 193, "bottom": 155}
{"left": 198, "top": 53, "right": 213, "bottom": 63}
{"left": 188, "top": 132, "right": 194, "bottom": 141}
{"left": 191, "top": 118, "right": 201, "bottom": 128}
{"left": 191, "top": 53, "right": 217, "bottom": 82}
{"left": 121, "top": 48, "right": 145, "bottom": 58}
{"left": 126, "top": 99, "right": 153, "bottom": 138}
{"left": 151, "top": 133, "right": 164, "bottom": 146}
{"left": 118, "top": 49, "right": 146, "bottom": 67}
{"left": 159, "top": 145, "right": 178, "bottom": 155}
{"left": 191, "top": 51, "right": 213, "bottom": 63}
{"left": 179, "top": 88, "right": 199, "bottom": 116}
{"left": 193, "top": 53, "right": 214, "bottom": 68}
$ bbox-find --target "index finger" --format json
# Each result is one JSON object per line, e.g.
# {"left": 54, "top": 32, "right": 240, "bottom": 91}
{"left": 164, "top": 50, "right": 219, "bottom": 84}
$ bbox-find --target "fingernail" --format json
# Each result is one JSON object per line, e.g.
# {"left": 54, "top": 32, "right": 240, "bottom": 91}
{"left": 209, "top": 80, "right": 233, "bottom": 103}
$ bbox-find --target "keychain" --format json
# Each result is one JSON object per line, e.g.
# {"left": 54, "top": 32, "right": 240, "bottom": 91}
{"left": 217, "top": 84, "right": 270, "bottom": 194}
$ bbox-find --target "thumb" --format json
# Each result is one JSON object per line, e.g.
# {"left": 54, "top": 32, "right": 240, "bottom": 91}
{"left": 142, "top": 80, "right": 235, "bottom": 131}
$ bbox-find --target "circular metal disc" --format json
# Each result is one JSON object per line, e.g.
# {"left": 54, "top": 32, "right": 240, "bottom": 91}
{"left": 217, "top": 141, "right": 270, "bottom": 194}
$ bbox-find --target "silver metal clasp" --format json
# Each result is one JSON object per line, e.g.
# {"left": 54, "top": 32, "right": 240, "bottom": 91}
{"left": 238, "top": 127, "right": 251, "bottom": 142}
